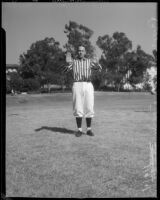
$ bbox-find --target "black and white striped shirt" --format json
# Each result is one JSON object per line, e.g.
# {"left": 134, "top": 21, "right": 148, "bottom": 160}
{"left": 64, "top": 58, "right": 102, "bottom": 82}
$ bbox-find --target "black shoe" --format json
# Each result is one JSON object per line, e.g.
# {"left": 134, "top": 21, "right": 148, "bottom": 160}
{"left": 75, "top": 130, "right": 83, "bottom": 137}
{"left": 86, "top": 130, "right": 94, "bottom": 136}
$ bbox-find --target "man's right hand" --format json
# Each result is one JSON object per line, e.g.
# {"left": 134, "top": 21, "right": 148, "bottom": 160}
{"left": 66, "top": 52, "right": 73, "bottom": 63}
{"left": 62, "top": 52, "right": 73, "bottom": 73}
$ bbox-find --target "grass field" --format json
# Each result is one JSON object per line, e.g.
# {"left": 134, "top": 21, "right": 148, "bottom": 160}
{"left": 6, "top": 92, "right": 157, "bottom": 198}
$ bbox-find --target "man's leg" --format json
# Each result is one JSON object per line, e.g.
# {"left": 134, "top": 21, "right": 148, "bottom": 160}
{"left": 72, "top": 82, "right": 84, "bottom": 136}
{"left": 75, "top": 117, "right": 83, "bottom": 137}
{"left": 84, "top": 83, "right": 94, "bottom": 118}
{"left": 86, "top": 117, "right": 94, "bottom": 136}
{"left": 84, "top": 83, "right": 94, "bottom": 136}
{"left": 76, "top": 117, "right": 82, "bottom": 132}
{"left": 72, "top": 82, "right": 84, "bottom": 118}
{"left": 86, "top": 117, "right": 92, "bottom": 130}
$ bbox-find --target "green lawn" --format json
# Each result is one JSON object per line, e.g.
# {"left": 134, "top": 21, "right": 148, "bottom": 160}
{"left": 6, "top": 92, "right": 157, "bottom": 198}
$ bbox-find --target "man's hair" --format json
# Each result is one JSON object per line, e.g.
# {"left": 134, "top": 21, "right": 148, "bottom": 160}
{"left": 78, "top": 45, "right": 85, "bottom": 50}
{"left": 78, "top": 45, "right": 85, "bottom": 48}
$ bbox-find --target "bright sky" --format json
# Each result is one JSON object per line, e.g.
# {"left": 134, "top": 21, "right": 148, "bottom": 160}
{"left": 2, "top": 2, "right": 157, "bottom": 64}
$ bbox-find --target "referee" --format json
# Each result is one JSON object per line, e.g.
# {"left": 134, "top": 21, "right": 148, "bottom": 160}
{"left": 64, "top": 45, "right": 102, "bottom": 137}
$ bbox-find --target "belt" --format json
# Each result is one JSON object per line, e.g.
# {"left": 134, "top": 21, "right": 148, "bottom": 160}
{"left": 74, "top": 80, "right": 91, "bottom": 82}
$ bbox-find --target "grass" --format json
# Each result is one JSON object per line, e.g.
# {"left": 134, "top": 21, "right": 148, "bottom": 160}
{"left": 6, "top": 92, "right": 157, "bottom": 198}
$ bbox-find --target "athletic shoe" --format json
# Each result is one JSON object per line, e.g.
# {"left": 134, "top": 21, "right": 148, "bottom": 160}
{"left": 86, "top": 130, "right": 94, "bottom": 136}
{"left": 75, "top": 130, "right": 83, "bottom": 137}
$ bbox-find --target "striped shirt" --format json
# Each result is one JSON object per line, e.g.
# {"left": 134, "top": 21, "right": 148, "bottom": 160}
{"left": 63, "top": 58, "right": 102, "bottom": 82}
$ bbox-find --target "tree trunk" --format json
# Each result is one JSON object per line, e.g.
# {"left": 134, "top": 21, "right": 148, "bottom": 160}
{"left": 47, "top": 83, "right": 51, "bottom": 93}
{"left": 117, "top": 84, "right": 120, "bottom": 92}
{"left": 61, "top": 85, "right": 65, "bottom": 92}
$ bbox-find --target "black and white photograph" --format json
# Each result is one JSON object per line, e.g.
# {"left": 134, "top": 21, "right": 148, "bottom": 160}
{"left": 2, "top": 1, "right": 157, "bottom": 198}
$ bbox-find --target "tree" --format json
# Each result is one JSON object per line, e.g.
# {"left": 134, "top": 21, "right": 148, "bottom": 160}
{"left": 128, "top": 45, "right": 154, "bottom": 88}
{"left": 91, "top": 70, "right": 102, "bottom": 90}
{"left": 152, "top": 49, "right": 157, "bottom": 92}
{"left": 9, "top": 72, "right": 24, "bottom": 92}
{"left": 96, "top": 32, "right": 132, "bottom": 91}
{"left": 141, "top": 49, "right": 157, "bottom": 93}
{"left": 19, "top": 37, "right": 65, "bottom": 91}
{"left": 6, "top": 79, "right": 11, "bottom": 94}
{"left": 64, "top": 21, "right": 95, "bottom": 59}
{"left": 152, "top": 49, "right": 157, "bottom": 63}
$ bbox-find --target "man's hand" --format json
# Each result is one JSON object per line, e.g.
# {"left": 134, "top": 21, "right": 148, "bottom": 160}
{"left": 91, "top": 56, "right": 98, "bottom": 64}
{"left": 66, "top": 52, "right": 73, "bottom": 63}
{"left": 91, "top": 56, "right": 102, "bottom": 72}
{"left": 62, "top": 52, "right": 73, "bottom": 73}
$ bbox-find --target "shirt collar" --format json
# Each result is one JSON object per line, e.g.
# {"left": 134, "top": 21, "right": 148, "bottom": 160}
{"left": 77, "top": 57, "right": 87, "bottom": 61}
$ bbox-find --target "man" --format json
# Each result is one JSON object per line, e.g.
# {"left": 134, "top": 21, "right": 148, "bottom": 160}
{"left": 64, "top": 45, "right": 102, "bottom": 137}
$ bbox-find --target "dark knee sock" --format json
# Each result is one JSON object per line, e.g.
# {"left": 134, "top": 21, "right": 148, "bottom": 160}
{"left": 76, "top": 117, "right": 82, "bottom": 128}
{"left": 86, "top": 118, "right": 92, "bottom": 128}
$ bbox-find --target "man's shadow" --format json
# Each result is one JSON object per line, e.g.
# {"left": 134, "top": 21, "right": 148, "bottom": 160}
{"left": 35, "top": 126, "right": 75, "bottom": 135}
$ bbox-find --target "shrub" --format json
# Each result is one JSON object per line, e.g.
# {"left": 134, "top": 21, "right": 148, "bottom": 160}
{"left": 40, "top": 88, "right": 49, "bottom": 93}
{"left": 6, "top": 80, "right": 11, "bottom": 93}
{"left": 21, "top": 78, "right": 40, "bottom": 92}
{"left": 9, "top": 73, "right": 23, "bottom": 92}
{"left": 143, "top": 82, "right": 152, "bottom": 92}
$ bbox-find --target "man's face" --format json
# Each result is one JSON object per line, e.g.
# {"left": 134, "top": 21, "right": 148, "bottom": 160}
{"left": 78, "top": 46, "right": 86, "bottom": 59}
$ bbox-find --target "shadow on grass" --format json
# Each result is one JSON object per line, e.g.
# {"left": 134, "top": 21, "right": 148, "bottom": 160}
{"left": 35, "top": 126, "right": 75, "bottom": 135}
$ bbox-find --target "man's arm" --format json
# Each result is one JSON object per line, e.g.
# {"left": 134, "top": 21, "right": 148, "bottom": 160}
{"left": 62, "top": 62, "right": 73, "bottom": 73}
{"left": 62, "top": 52, "right": 74, "bottom": 73}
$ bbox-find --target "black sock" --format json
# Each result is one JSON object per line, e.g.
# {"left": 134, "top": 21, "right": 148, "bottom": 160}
{"left": 76, "top": 117, "right": 82, "bottom": 128}
{"left": 86, "top": 118, "right": 92, "bottom": 128}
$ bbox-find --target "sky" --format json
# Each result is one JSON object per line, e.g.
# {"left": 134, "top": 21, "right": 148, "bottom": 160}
{"left": 2, "top": 2, "right": 157, "bottom": 64}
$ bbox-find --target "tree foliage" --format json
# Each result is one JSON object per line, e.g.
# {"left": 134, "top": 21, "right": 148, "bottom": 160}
{"left": 128, "top": 45, "right": 155, "bottom": 87}
{"left": 96, "top": 32, "right": 132, "bottom": 91}
{"left": 19, "top": 37, "right": 65, "bottom": 89}
{"left": 96, "top": 32, "right": 155, "bottom": 91}
{"left": 9, "top": 72, "right": 24, "bottom": 92}
{"left": 64, "top": 21, "right": 95, "bottom": 58}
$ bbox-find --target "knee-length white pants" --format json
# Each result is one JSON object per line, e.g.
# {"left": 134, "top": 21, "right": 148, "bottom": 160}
{"left": 72, "top": 82, "right": 94, "bottom": 118}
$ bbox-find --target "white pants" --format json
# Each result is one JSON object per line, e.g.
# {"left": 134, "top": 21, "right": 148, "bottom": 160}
{"left": 72, "top": 82, "right": 94, "bottom": 118}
